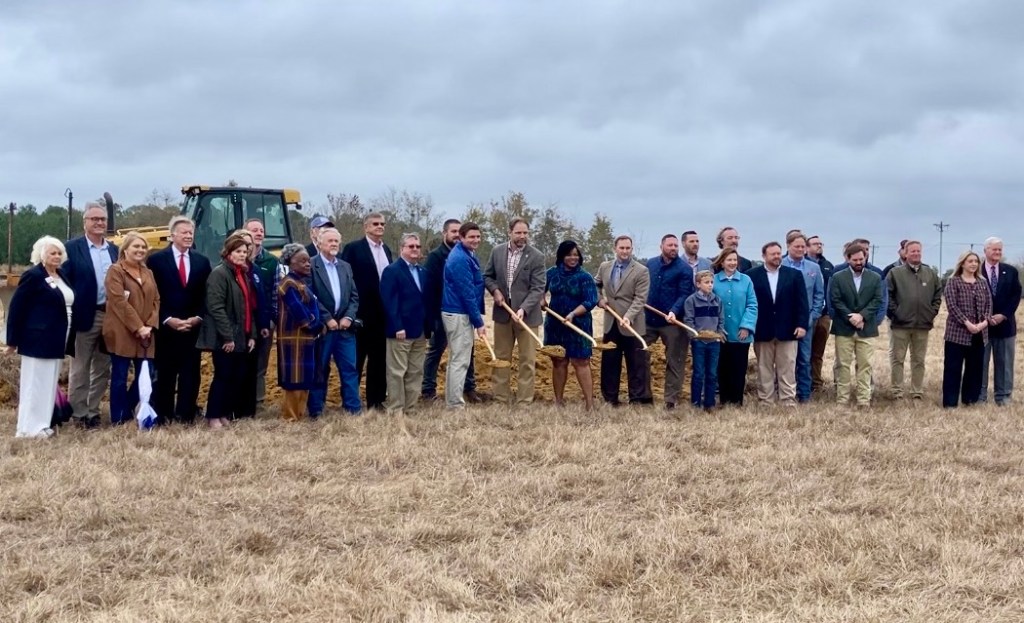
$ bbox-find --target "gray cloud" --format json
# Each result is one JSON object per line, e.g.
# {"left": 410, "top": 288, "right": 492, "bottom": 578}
{"left": 3, "top": 0, "right": 1023, "bottom": 266}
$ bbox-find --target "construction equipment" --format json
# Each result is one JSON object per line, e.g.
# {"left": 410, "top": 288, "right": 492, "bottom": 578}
{"left": 106, "top": 185, "right": 302, "bottom": 258}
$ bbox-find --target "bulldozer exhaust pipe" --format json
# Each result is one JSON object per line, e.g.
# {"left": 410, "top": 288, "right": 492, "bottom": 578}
{"left": 103, "top": 191, "right": 115, "bottom": 234}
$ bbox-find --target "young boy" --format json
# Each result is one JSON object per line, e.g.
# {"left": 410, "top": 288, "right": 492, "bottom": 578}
{"left": 683, "top": 270, "right": 726, "bottom": 410}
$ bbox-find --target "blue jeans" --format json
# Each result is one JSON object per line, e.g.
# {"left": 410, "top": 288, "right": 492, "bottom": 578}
{"left": 110, "top": 355, "right": 152, "bottom": 425}
{"left": 308, "top": 330, "right": 362, "bottom": 415}
{"left": 691, "top": 340, "right": 720, "bottom": 408}
{"left": 795, "top": 320, "right": 816, "bottom": 401}
{"left": 422, "top": 318, "right": 476, "bottom": 396}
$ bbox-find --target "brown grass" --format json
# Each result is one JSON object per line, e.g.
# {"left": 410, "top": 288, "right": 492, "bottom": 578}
{"left": 2, "top": 307, "right": 1023, "bottom": 621}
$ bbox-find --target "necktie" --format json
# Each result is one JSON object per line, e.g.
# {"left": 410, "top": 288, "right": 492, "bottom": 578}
{"left": 990, "top": 265, "right": 998, "bottom": 294}
{"left": 178, "top": 253, "right": 187, "bottom": 287}
{"left": 611, "top": 264, "right": 621, "bottom": 289}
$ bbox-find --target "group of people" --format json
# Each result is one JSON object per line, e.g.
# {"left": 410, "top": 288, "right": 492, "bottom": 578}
{"left": 6, "top": 206, "right": 1019, "bottom": 437}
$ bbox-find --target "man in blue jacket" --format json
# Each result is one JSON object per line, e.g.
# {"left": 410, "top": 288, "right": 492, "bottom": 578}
{"left": 642, "top": 234, "right": 694, "bottom": 409}
{"left": 63, "top": 202, "right": 119, "bottom": 428}
{"left": 442, "top": 222, "right": 487, "bottom": 409}
{"left": 781, "top": 232, "right": 824, "bottom": 403}
{"left": 380, "top": 233, "right": 431, "bottom": 415}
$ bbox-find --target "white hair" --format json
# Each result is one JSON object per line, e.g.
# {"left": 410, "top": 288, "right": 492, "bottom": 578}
{"left": 31, "top": 236, "right": 67, "bottom": 265}
{"left": 318, "top": 227, "right": 341, "bottom": 241}
{"left": 401, "top": 232, "right": 420, "bottom": 246}
{"left": 169, "top": 215, "right": 194, "bottom": 232}
{"left": 983, "top": 237, "right": 1003, "bottom": 249}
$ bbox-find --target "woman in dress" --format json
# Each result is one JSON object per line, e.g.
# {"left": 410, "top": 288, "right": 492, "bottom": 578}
{"left": 942, "top": 250, "right": 993, "bottom": 408}
{"left": 276, "top": 244, "right": 324, "bottom": 421}
{"left": 6, "top": 236, "right": 75, "bottom": 438}
{"left": 102, "top": 232, "right": 161, "bottom": 426}
{"left": 711, "top": 247, "right": 758, "bottom": 406}
{"left": 196, "top": 232, "right": 262, "bottom": 428}
{"left": 543, "top": 240, "right": 598, "bottom": 410}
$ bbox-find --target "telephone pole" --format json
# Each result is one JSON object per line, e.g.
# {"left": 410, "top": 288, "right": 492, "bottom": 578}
{"left": 934, "top": 221, "right": 950, "bottom": 274}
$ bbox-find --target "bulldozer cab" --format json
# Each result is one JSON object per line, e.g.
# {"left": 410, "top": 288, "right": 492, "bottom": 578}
{"left": 181, "top": 186, "right": 300, "bottom": 259}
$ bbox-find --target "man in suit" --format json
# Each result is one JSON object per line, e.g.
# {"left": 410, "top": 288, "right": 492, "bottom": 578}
{"left": 981, "top": 237, "right": 1022, "bottom": 405}
{"left": 483, "top": 218, "right": 547, "bottom": 405}
{"left": 829, "top": 243, "right": 884, "bottom": 407}
{"left": 380, "top": 233, "right": 430, "bottom": 415}
{"left": 596, "top": 235, "right": 651, "bottom": 406}
{"left": 62, "top": 202, "right": 119, "bottom": 428}
{"left": 714, "top": 226, "right": 754, "bottom": 273}
{"left": 421, "top": 219, "right": 482, "bottom": 403}
{"left": 749, "top": 242, "right": 809, "bottom": 406}
{"left": 341, "top": 212, "right": 392, "bottom": 410}
{"left": 308, "top": 228, "right": 362, "bottom": 416}
{"left": 642, "top": 234, "right": 694, "bottom": 409}
{"left": 147, "top": 216, "right": 212, "bottom": 424}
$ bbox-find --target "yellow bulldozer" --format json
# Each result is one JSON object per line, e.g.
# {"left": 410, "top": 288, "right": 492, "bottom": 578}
{"left": 107, "top": 185, "right": 302, "bottom": 258}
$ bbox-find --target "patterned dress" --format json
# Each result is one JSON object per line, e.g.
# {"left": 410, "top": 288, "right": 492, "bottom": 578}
{"left": 544, "top": 264, "right": 599, "bottom": 359}
{"left": 276, "top": 273, "right": 325, "bottom": 390}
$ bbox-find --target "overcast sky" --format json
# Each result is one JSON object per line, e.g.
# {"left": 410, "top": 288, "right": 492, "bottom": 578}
{"left": 3, "top": 0, "right": 1023, "bottom": 267}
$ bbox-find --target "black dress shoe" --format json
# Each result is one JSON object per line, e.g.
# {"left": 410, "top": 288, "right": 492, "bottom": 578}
{"left": 463, "top": 391, "right": 485, "bottom": 404}
{"left": 665, "top": 402, "right": 676, "bottom": 410}
{"left": 80, "top": 415, "right": 101, "bottom": 429}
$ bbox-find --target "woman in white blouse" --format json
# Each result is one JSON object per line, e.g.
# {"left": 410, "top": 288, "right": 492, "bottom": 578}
{"left": 6, "top": 236, "right": 76, "bottom": 437}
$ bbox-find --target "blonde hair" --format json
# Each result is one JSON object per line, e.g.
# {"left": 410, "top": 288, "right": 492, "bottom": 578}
{"left": 952, "top": 250, "right": 981, "bottom": 278}
{"left": 30, "top": 236, "right": 67, "bottom": 265}
{"left": 695, "top": 270, "right": 714, "bottom": 284}
{"left": 117, "top": 232, "right": 148, "bottom": 260}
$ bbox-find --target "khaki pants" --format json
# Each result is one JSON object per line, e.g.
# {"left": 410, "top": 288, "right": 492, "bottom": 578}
{"left": 753, "top": 339, "right": 798, "bottom": 403}
{"left": 811, "top": 315, "right": 831, "bottom": 390}
{"left": 385, "top": 337, "right": 427, "bottom": 414}
{"left": 282, "top": 390, "right": 308, "bottom": 421}
{"left": 492, "top": 320, "right": 538, "bottom": 405}
{"left": 442, "top": 313, "right": 474, "bottom": 408}
{"left": 643, "top": 325, "right": 688, "bottom": 405}
{"left": 835, "top": 335, "right": 874, "bottom": 406}
{"left": 69, "top": 310, "right": 111, "bottom": 420}
{"left": 889, "top": 328, "right": 930, "bottom": 398}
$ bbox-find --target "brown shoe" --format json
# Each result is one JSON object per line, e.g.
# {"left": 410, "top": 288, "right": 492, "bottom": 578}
{"left": 463, "top": 391, "right": 486, "bottom": 404}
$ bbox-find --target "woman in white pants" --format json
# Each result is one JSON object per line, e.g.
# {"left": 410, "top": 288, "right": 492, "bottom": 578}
{"left": 6, "top": 236, "right": 75, "bottom": 438}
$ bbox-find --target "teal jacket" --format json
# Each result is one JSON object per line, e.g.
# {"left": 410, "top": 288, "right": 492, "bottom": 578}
{"left": 712, "top": 270, "right": 758, "bottom": 343}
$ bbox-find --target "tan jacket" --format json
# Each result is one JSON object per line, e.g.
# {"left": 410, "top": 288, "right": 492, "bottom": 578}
{"left": 595, "top": 258, "right": 649, "bottom": 335}
{"left": 102, "top": 261, "right": 160, "bottom": 358}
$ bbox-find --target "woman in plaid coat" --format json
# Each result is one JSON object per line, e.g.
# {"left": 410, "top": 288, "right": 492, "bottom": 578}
{"left": 942, "top": 250, "right": 993, "bottom": 408}
{"left": 277, "top": 244, "right": 325, "bottom": 421}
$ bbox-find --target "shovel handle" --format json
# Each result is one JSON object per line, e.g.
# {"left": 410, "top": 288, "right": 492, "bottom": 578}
{"left": 478, "top": 335, "right": 500, "bottom": 360}
{"left": 544, "top": 307, "right": 598, "bottom": 346}
{"left": 643, "top": 304, "right": 699, "bottom": 337}
{"left": 603, "top": 305, "right": 649, "bottom": 350}
{"left": 498, "top": 300, "right": 545, "bottom": 348}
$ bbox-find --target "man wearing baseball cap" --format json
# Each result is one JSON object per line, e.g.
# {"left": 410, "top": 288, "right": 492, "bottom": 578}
{"left": 305, "top": 215, "right": 335, "bottom": 258}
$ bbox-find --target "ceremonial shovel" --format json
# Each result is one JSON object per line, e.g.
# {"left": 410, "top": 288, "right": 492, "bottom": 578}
{"left": 543, "top": 307, "right": 615, "bottom": 351}
{"left": 497, "top": 301, "right": 567, "bottom": 358}
{"left": 478, "top": 335, "right": 511, "bottom": 368}
{"left": 603, "top": 305, "right": 649, "bottom": 350}
{"left": 644, "top": 304, "right": 700, "bottom": 337}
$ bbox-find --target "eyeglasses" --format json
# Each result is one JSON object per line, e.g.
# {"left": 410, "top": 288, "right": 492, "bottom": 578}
{"left": 406, "top": 244, "right": 421, "bottom": 249}
{"left": 86, "top": 217, "right": 107, "bottom": 222}
{"left": 371, "top": 221, "right": 386, "bottom": 227}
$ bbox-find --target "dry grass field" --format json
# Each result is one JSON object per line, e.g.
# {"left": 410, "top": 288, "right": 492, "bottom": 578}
{"left": 2, "top": 306, "right": 1023, "bottom": 622}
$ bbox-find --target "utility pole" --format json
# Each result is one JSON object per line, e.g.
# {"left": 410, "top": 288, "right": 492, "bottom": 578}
{"left": 934, "top": 221, "right": 950, "bottom": 275}
{"left": 871, "top": 244, "right": 878, "bottom": 265}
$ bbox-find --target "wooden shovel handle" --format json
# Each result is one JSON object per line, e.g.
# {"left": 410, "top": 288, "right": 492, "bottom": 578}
{"left": 603, "top": 305, "right": 649, "bottom": 350}
{"left": 478, "top": 335, "right": 499, "bottom": 360}
{"left": 498, "top": 300, "right": 544, "bottom": 347}
{"left": 643, "top": 304, "right": 699, "bottom": 337}
{"left": 544, "top": 307, "right": 598, "bottom": 346}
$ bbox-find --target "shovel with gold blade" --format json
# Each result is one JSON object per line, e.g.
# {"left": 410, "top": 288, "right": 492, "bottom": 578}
{"left": 478, "top": 335, "right": 511, "bottom": 368}
{"left": 602, "top": 305, "right": 649, "bottom": 350}
{"left": 497, "top": 301, "right": 566, "bottom": 358}
{"left": 543, "top": 306, "right": 615, "bottom": 351}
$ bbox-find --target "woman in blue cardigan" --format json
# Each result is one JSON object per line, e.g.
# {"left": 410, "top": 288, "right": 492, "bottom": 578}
{"left": 712, "top": 248, "right": 758, "bottom": 406}
{"left": 6, "top": 236, "right": 76, "bottom": 437}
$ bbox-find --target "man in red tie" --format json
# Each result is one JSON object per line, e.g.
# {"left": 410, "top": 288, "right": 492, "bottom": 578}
{"left": 147, "top": 216, "right": 213, "bottom": 424}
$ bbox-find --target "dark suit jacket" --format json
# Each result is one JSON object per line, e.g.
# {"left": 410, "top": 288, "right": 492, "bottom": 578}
{"left": 984, "top": 262, "right": 1022, "bottom": 339}
{"left": 829, "top": 268, "right": 883, "bottom": 338}
{"left": 195, "top": 263, "right": 267, "bottom": 350}
{"left": 748, "top": 265, "right": 810, "bottom": 342}
{"left": 147, "top": 246, "right": 213, "bottom": 325}
{"left": 310, "top": 254, "right": 359, "bottom": 323}
{"left": 62, "top": 236, "right": 119, "bottom": 331}
{"left": 341, "top": 237, "right": 392, "bottom": 327}
{"left": 483, "top": 243, "right": 547, "bottom": 326}
{"left": 6, "top": 263, "right": 75, "bottom": 358}
{"left": 423, "top": 242, "right": 453, "bottom": 323}
{"left": 380, "top": 259, "right": 429, "bottom": 339}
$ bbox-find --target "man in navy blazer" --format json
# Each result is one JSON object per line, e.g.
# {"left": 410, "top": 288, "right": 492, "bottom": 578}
{"left": 981, "top": 237, "right": 1022, "bottom": 405}
{"left": 380, "top": 233, "right": 431, "bottom": 415}
{"left": 748, "top": 241, "right": 809, "bottom": 406}
{"left": 341, "top": 212, "right": 393, "bottom": 410}
{"left": 147, "top": 216, "right": 213, "bottom": 424}
{"left": 308, "top": 227, "right": 362, "bottom": 416}
{"left": 62, "top": 202, "right": 119, "bottom": 428}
